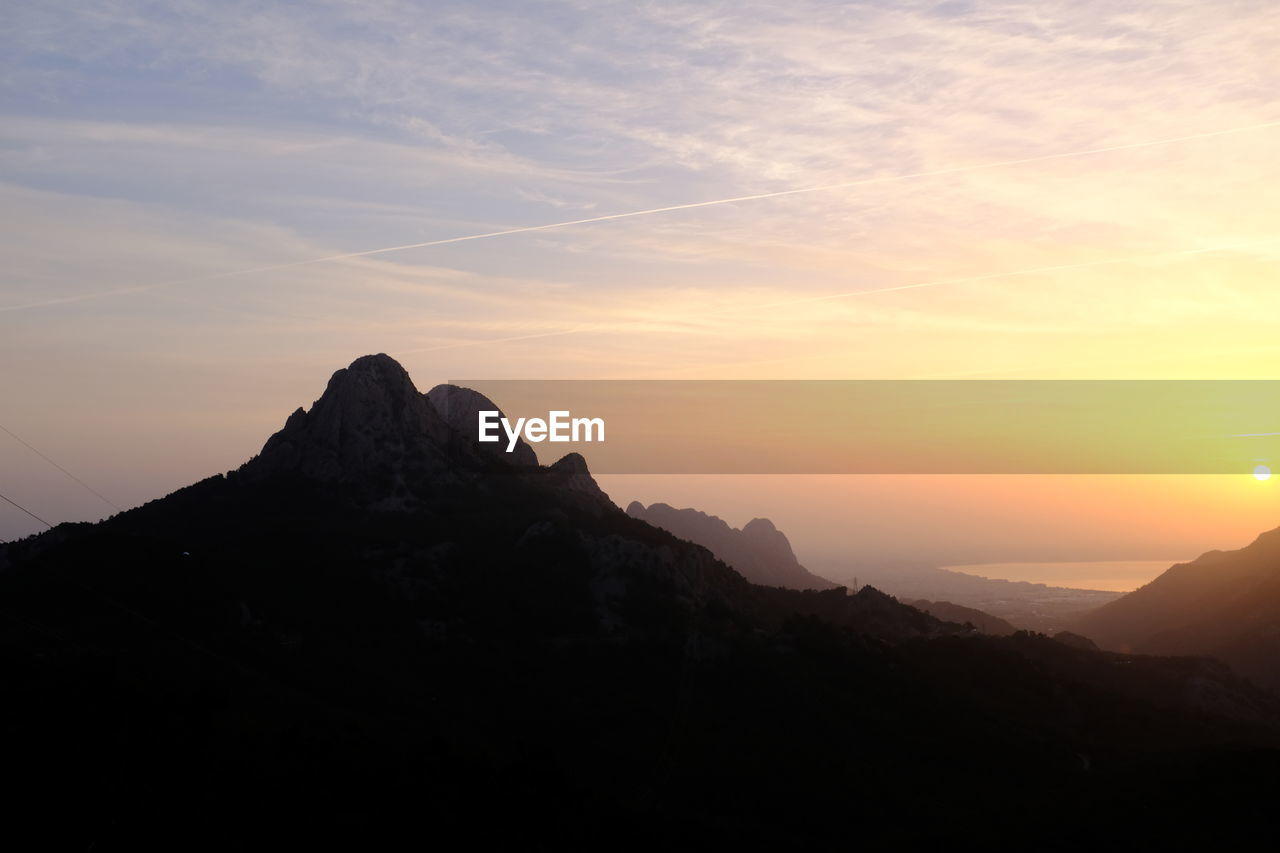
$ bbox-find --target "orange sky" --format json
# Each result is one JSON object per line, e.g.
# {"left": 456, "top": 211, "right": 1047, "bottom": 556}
{"left": 601, "top": 474, "right": 1279, "bottom": 577}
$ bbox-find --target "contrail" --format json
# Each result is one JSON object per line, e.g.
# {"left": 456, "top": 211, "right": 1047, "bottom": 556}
{"left": 393, "top": 240, "right": 1279, "bottom": 355}
{"left": 4, "top": 118, "right": 1279, "bottom": 313}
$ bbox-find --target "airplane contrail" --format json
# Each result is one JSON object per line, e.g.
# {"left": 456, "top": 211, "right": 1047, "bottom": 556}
{"left": 4, "top": 117, "right": 1279, "bottom": 314}
{"left": 395, "top": 240, "right": 1279, "bottom": 354}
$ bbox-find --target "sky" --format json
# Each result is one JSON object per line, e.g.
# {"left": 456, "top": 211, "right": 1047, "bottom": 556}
{"left": 3, "top": 1, "right": 1280, "bottom": 576}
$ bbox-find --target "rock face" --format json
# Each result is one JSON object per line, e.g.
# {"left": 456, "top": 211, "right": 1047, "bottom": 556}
{"left": 625, "top": 501, "right": 838, "bottom": 590}
{"left": 546, "top": 452, "right": 613, "bottom": 510}
{"left": 425, "top": 383, "right": 538, "bottom": 467}
{"left": 249, "top": 354, "right": 455, "bottom": 484}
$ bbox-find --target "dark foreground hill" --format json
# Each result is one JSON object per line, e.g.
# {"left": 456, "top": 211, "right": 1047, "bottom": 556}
{"left": 3, "top": 355, "right": 1280, "bottom": 848}
{"left": 1073, "top": 527, "right": 1280, "bottom": 689}
{"left": 908, "top": 598, "right": 1017, "bottom": 635}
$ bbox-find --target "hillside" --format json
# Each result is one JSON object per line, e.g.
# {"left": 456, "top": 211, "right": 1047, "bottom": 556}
{"left": 909, "top": 599, "right": 1017, "bottom": 635}
{"left": 2, "top": 354, "right": 1279, "bottom": 846}
{"left": 1073, "top": 527, "right": 1280, "bottom": 688}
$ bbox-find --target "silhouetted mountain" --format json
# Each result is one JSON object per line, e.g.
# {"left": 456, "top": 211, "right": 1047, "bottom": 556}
{"left": 626, "top": 501, "right": 838, "bottom": 590}
{"left": 3, "top": 354, "right": 1280, "bottom": 847}
{"left": 909, "top": 599, "right": 1016, "bottom": 635}
{"left": 249, "top": 353, "right": 455, "bottom": 483}
{"left": 1073, "top": 527, "right": 1280, "bottom": 688}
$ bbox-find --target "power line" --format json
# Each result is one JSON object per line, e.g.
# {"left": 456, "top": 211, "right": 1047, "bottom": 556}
{"left": 0, "top": 489, "right": 53, "bottom": 529}
{"left": 0, "top": 423, "right": 122, "bottom": 512}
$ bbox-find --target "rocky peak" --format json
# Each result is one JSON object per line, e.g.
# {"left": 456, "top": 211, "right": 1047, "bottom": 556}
{"left": 247, "top": 353, "right": 454, "bottom": 482}
{"left": 741, "top": 516, "right": 806, "bottom": 574}
{"left": 239, "top": 354, "right": 621, "bottom": 516}
{"left": 546, "top": 452, "right": 614, "bottom": 511}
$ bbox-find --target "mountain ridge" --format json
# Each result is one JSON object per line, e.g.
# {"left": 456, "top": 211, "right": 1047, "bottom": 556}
{"left": 625, "top": 500, "right": 839, "bottom": 591}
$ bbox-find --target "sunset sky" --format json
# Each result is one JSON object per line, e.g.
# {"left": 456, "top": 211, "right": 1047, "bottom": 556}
{"left": 3, "top": 1, "right": 1279, "bottom": 576}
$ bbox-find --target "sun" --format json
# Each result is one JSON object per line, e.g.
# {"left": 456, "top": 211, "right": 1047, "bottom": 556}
{"left": 1254, "top": 464, "right": 1272, "bottom": 482}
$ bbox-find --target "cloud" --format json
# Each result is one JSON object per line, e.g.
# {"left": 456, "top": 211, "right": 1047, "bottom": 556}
{"left": 3, "top": 1, "right": 1280, "bottom": 382}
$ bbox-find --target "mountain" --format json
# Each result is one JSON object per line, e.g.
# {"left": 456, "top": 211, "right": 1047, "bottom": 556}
{"left": 3, "top": 354, "right": 1280, "bottom": 847}
{"left": 625, "top": 501, "right": 839, "bottom": 590}
{"left": 1073, "top": 527, "right": 1280, "bottom": 688}
{"left": 248, "top": 353, "right": 455, "bottom": 483}
{"left": 908, "top": 599, "right": 1016, "bottom": 635}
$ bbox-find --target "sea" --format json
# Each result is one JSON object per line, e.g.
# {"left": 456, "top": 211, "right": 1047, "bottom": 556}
{"left": 940, "top": 560, "right": 1183, "bottom": 592}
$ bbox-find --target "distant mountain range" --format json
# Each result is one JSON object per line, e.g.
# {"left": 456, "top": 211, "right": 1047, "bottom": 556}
{"left": 3, "top": 353, "right": 1279, "bottom": 846}
{"left": 625, "top": 501, "right": 839, "bottom": 590}
{"left": 624, "top": 502, "right": 1024, "bottom": 636}
{"left": 1073, "top": 527, "right": 1280, "bottom": 689}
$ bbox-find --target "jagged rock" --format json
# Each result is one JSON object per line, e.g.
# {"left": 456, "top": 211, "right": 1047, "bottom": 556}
{"left": 248, "top": 354, "right": 454, "bottom": 484}
{"left": 547, "top": 452, "right": 613, "bottom": 512}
